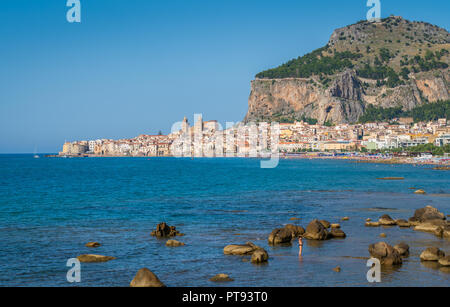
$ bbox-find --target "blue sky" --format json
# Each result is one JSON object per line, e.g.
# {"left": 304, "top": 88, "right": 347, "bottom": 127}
{"left": 0, "top": 0, "right": 449, "bottom": 153}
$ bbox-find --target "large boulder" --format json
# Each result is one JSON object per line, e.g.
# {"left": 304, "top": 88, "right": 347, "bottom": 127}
{"left": 268, "top": 228, "right": 292, "bottom": 245}
{"left": 411, "top": 206, "right": 445, "bottom": 223}
{"left": 268, "top": 225, "right": 305, "bottom": 245}
{"left": 420, "top": 247, "right": 445, "bottom": 261}
{"left": 224, "top": 242, "right": 260, "bottom": 255}
{"left": 151, "top": 222, "right": 182, "bottom": 237}
{"left": 303, "top": 220, "right": 329, "bottom": 240}
{"left": 368, "top": 242, "right": 402, "bottom": 266}
{"left": 379, "top": 215, "right": 397, "bottom": 226}
{"left": 130, "top": 268, "right": 165, "bottom": 287}
{"left": 394, "top": 243, "right": 410, "bottom": 257}
{"left": 251, "top": 249, "right": 269, "bottom": 264}
{"left": 77, "top": 254, "right": 116, "bottom": 263}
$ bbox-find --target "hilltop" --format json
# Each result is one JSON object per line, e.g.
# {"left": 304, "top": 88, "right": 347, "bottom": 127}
{"left": 244, "top": 16, "right": 450, "bottom": 124}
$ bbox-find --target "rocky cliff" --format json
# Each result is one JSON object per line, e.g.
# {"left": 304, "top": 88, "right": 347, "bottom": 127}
{"left": 245, "top": 16, "right": 450, "bottom": 124}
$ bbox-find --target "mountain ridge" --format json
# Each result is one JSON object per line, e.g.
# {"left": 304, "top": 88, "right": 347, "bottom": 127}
{"left": 244, "top": 16, "right": 450, "bottom": 124}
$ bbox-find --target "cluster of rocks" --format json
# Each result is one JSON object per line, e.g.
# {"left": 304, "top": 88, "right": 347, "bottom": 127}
{"left": 420, "top": 247, "right": 449, "bottom": 268}
{"left": 368, "top": 242, "right": 409, "bottom": 266}
{"left": 223, "top": 242, "right": 269, "bottom": 264}
{"left": 151, "top": 222, "right": 184, "bottom": 238}
{"left": 365, "top": 206, "right": 449, "bottom": 239}
{"left": 303, "top": 220, "right": 346, "bottom": 240}
{"left": 268, "top": 220, "right": 346, "bottom": 244}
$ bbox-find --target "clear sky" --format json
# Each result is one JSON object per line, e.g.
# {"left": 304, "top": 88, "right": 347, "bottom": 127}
{"left": 0, "top": 0, "right": 448, "bottom": 153}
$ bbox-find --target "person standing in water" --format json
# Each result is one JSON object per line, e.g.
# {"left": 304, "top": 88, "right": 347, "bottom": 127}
{"left": 298, "top": 237, "right": 303, "bottom": 257}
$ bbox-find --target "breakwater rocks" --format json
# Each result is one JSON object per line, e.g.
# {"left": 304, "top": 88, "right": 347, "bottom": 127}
{"left": 151, "top": 222, "right": 184, "bottom": 238}
{"left": 130, "top": 268, "right": 165, "bottom": 287}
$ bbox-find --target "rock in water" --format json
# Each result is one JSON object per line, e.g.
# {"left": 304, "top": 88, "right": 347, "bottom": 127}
{"left": 342, "top": 217, "right": 350, "bottom": 221}
{"left": 438, "top": 256, "right": 450, "bottom": 267}
{"left": 414, "top": 189, "right": 427, "bottom": 195}
{"left": 151, "top": 222, "right": 182, "bottom": 237}
{"left": 330, "top": 228, "right": 347, "bottom": 238}
{"left": 224, "top": 242, "right": 261, "bottom": 255}
{"left": 379, "top": 214, "right": 396, "bottom": 226}
{"left": 319, "top": 220, "right": 331, "bottom": 229}
{"left": 268, "top": 227, "right": 296, "bottom": 245}
{"left": 365, "top": 221, "right": 381, "bottom": 227}
{"left": 380, "top": 233, "right": 387, "bottom": 238}
{"left": 394, "top": 243, "right": 410, "bottom": 257}
{"left": 166, "top": 240, "right": 185, "bottom": 247}
{"left": 130, "top": 268, "right": 165, "bottom": 287}
{"left": 303, "top": 220, "right": 329, "bottom": 240}
{"left": 85, "top": 242, "right": 101, "bottom": 248}
{"left": 210, "top": 274, "right": 234, "bottom": 282}
{"left": 396, "top": 219, "right": 411, "bottom": 228}
{"left": 420, "top": 247, "right": 445, "bottom": 261}
{"left": 331, "top": 223, "right": 341, "bottom": 229}
{"left": 77, "top": 254, "right": 116, "bottom": 263}
{"left": 333, "top": 266, "right": 341, "bottom": 272}
{"left": 368, "top": 242, "right": 402, "bottom": 266}
{"left": 410, "top": 206, "right": 445, "bottom": 223}
{"left": 251, "top": 249, "right": 269, "bottom": 264}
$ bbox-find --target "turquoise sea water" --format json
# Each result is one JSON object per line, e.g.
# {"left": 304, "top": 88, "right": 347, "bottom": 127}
{"left": 0, "top": 155, "right": 449, "bottom": 287}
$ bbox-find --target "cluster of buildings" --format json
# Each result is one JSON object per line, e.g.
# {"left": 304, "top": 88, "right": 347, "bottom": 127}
{"left": 59, "top": 116, "right": 450, "bottom": 157}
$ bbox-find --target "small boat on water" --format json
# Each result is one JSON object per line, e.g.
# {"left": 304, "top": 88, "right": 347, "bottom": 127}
{"left": 34, "top": 155, "right": 40, "bottom": 159}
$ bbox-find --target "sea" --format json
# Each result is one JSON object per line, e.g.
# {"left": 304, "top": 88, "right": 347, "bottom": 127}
{"left": 0, "top": 154, "right": 449, "bottom": 287}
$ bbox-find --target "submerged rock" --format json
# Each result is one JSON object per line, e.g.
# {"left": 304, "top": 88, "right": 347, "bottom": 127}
{"left": 420, "top": 247, "right": 445, "bottom": 261}
{"left": 414, "top": 189, "right": 427, "bottom": 195}
{"left": 333, "top": 266, "right": 341, "bottom": 272}
{"left": 85, "top": 242, "right": 101, "bottom": 248}
{"left": 380, "top": 233, "right": 387, "bottom": 238}
{"left": 130, "top": 268, "right": 165, "bottom": 287}
{"left": 210, "top": 274, "right": 234, "bottom": 282}
{"left": 77, "top": 254, "right": 116, "bottom": 263}
{"left": 166, "top": 240, "right": 185, "bottom": 247}
{"left": 368, "top": 242, "right": 402, "bottom": 266}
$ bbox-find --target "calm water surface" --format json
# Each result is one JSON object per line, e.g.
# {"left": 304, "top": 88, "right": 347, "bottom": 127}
{"left": 0, "top": 155, "right": 449, "bottom": 287}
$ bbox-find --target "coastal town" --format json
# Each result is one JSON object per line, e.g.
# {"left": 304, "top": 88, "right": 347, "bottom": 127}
{"left": 58, "top": 116, "right": 450, "bottom": 164}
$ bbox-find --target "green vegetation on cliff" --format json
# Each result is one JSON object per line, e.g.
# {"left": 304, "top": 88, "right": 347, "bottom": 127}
{"left": 359, "top": 100, "right": 450, "bottom": 123}
{"left": 255, "top": 48, "right": 362, "bottom": 79}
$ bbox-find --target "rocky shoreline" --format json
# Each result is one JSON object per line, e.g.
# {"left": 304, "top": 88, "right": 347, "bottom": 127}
{"left": 73, "top": 205, "right": 448, "bottom": 286}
